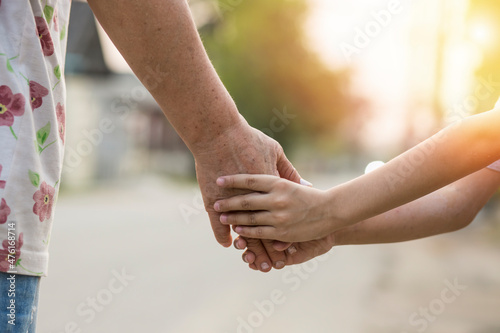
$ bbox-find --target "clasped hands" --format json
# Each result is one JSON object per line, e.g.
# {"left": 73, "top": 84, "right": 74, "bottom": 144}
{"left": 193, "top": 122, "right": 337, "bottom": 272}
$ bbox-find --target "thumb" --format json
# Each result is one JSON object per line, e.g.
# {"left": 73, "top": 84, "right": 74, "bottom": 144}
{"left": 207, "top": 210, "right": 232, "bottom": 247}
{"left": 277, "top": 151, "right": 301, "bottom": 184}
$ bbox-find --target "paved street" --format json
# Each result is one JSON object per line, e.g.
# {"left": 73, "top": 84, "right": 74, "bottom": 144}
{"left": 37, "top": 175, "right": 500, "bottom": 333}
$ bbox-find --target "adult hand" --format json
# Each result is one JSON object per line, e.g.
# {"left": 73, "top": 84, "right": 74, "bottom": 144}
{"left": 234, "top": 233, "right": 335, "bottom": 268}
{"left": 192, "top": 121, "right": 300, "bottom": 269}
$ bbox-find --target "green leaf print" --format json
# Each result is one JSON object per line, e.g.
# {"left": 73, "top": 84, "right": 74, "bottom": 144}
{"left": 44, "top": 5, "right": 54, "bottom": 22}
{"left": 54, "top": 65, "right": 61, "bottom": 80}
{"left": 0, "top": 54, "right": 18, "bottom": 73}
{"left": 60, "top": 24, "right": 66, "bottom": 41}
{"left": 28, "top": 170, "right": 40, "bottom": 187}
{"left": 6, "top": 59, "right": 14, "bottom": 73}
{"left": 36, "top": 122, "right": 51, "bottom": 146}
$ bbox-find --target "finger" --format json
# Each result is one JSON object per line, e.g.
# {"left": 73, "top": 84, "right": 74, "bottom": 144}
{"left": 245, "top": 238, "right": 272, "bottom": 272}
{"left": 234, "top": 236, "right": 260, "bottom": 269}
{"left": 243, "top": 250, "right": 258, "bottom": 270}
{"left": 261, "top": 239, "right": 286, "bottom": 270}
{"left": 233, "top": 236, "right": 248, "bottom": 250}
{"left": 220, "top": 211, "right": 273, "bottom": 226}
{"left": 234, "top": 226, "right": 276, "bottom": 240}
{"left": 215, "top": 192, "right": 272, "bottom": 213}
{"left": 207, "top": 210, "right": 232, "bottom": 247}
{"left": 277, "top": 151, "right": 301, "bottom": 183}
{"left": 272, "top": 241, "right": 293, "bottom": 252}
{"left": 216, "top": 174, "right": 278, "bottom": 192}
{"left": 242, "top": 250, "right": 256, "bottom": 264}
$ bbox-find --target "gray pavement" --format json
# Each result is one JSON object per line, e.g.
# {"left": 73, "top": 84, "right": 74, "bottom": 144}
{"left": 37, "top": 175, "right": 500, "bottom": 333}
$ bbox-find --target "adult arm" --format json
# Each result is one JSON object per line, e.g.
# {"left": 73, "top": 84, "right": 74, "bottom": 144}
{"left": 86, "top": 0, "right": 300, "bottom": 254}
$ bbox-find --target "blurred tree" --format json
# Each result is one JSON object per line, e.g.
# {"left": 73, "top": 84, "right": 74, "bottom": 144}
{"left": 468, "top": 0, "right": 500, "bottom": 112}
{"left": 199, "top": 0, "right": 356, "bottom": 150}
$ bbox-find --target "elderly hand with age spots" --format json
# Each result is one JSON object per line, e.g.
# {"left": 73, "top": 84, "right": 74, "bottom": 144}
{"left": 194, "top": 124, "right": 306, "bottom": 272}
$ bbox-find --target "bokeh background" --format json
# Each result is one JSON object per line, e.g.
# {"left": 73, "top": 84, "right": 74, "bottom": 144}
{"left": 38, "top": 0, "right": 500, "bottom": 332}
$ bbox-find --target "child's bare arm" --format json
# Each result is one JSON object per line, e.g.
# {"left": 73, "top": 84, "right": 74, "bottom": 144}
{"left": 215, "top": 108, "right": 500, "bottom": 242}
{"left": 236, "top": 168, "right": 500, "bottom": 266}
{"left": 334, "top": 168, "right": 500, "bottom": 245}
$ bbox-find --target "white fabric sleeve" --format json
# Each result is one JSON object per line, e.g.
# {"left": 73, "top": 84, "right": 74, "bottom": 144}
{"left": 487, "top": 160, "right": 500, "bottom": 173}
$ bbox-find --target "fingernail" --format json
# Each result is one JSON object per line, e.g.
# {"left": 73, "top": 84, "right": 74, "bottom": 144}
{"left": 220, "top": 214, "right": 227, "bottom": 224}
{"left": 216, "top": 177, "right": 225, "bottom": 186}
{"left": 214, "top": 202, "right": 220, "bottom": 212}
{"left": 261, "top": 262, "right": 270, "bottom": 270}
{"left": 300, "top": 178, "right": 313, "bottom": 187}
{"left": 235, "top": 226, "right": 243, "bottom": 233}
{"left": 275, "top": 261, "right": 285, "bottom": 269}
{"left": 287, "top": 246, "right": 297, "bottom": 255}
{"left": 243, "top": 254, "right": 248, "bottom": 263}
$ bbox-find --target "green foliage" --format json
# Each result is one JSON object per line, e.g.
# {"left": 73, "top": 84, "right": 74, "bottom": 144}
{"left": 200, "top": 0, "right": 353, "bottom": 149}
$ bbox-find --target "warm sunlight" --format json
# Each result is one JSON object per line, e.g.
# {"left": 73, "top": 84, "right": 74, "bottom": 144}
{"left": 469, "top": 20, "right": 495, "bottom": 48}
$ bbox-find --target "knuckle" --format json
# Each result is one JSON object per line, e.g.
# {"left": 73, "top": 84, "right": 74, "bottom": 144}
{"left": 241, "top": 199, "right": 252, "bottom": 210}
{"left": 245, "top": 177, "right": 257, "bottom": 190}
{"left": 249, "top": 212, "right": 257, "bottom": 225}
{"left": 274, "top": 180, "right": 288, "bottom": 191}
{"left": 274, "top": 212, "right": 288, "bottom": 225}
{"left": 256, "top": 227, "right": 264, "bottom": 237}
{"left": 273, "top": 197, "right": 288, "bottom": 210}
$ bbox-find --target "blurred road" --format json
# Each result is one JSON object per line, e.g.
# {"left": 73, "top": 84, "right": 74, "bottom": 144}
{"left": 37, "top": 175, "right": 500, "bottom": 333}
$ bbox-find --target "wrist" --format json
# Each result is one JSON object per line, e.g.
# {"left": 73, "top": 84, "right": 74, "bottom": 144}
{"left": 323, "top": 185, "right": 354, "bottom": 233}
{"left": 189, "top": 113, "right": 248, "bottom": 157}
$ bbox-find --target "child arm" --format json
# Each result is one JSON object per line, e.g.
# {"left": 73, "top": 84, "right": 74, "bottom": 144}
{"left": 215, "top": 108, "right": 500, "bottom": 242}
{"left": 334, "top": 168, "right": 500, "bottom": 245}
{"left": 236, "top": 168, "right": 500, "bottom": 267}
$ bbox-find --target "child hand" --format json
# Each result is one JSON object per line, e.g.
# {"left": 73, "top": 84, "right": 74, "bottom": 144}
{"left": 214, "top": 174, "right": 334, "bottom": 242}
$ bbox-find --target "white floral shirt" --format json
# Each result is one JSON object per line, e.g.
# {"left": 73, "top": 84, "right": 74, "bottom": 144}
{"left": 0, "top": 0, "right": 70, "bottom": 276}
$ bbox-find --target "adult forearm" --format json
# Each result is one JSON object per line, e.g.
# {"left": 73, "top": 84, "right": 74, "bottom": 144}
{"left": 334, "top": 168, "right": 500, "bottom": 245}
{"left": 329, "top": 109, "right": 500, "bottom": 227}
{"left": 87, "top": 0, "right": 243, "bottom": 153}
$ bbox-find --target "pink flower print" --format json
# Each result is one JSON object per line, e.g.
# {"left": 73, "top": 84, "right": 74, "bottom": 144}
{"left": 0, "top": 199, "right": 10, "bottom": 224}
{"left": 56, "top": 103, "right": 65, "bottom": 143}
{"left": 36, "top": 16, "right": 54, "bottom": 56}
{"left": 0, "top": 165, "right": 5, "bottom": 189}
{"left": 0, "top": 85, "right": 25, "bottom": 126}
{"left": 0, "top": 233, "right": 23, "bottom": 272}
{"left": 33, "top": 181, "right": 55, "bottom": 222}
{"left": 53, "top": 9, "right": 59, "bottom": 32}
{"left": 30, "top": 81, "right": 49, "bottom": 110}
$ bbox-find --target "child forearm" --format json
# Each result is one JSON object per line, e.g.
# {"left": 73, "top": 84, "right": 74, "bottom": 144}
{"left": 214, "top": 109, "right": 500, "bottom": 243}
{"left": 329, "top": 109, "right": 500, "bottom": 229}
{"left": 333, "top": 168, "right": 500, "bottom": 246}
